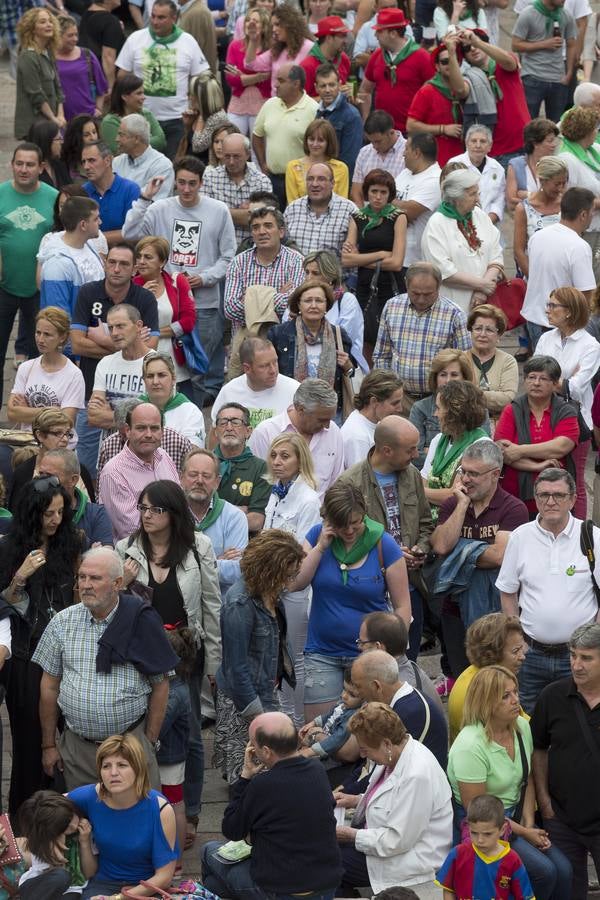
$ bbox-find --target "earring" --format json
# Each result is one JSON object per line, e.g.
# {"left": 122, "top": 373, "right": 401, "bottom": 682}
{"left": 387, "top": 749, "right": 392, "bottom": 764}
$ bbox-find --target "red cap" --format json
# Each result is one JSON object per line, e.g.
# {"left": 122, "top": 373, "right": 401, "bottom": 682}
{"left": 373, "top": 8, "right": 409, "bottom": 30}
{"left": 432, "top": 41, "right": 464, "bottom": 63}
{"left": 315, "top": 15, "right": 349, "bottom": 37}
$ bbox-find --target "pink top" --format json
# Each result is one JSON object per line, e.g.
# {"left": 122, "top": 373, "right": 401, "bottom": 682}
{"left": 226, "top": 39, "right": 272, "bottom": 100}
{"left": 246, "top": 38, "right": 315, "bottom": 97}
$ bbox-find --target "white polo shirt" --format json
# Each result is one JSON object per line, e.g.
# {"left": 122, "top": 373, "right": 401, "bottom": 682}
{"left": 496, "top": 513, "right": 599, "bottom": 644}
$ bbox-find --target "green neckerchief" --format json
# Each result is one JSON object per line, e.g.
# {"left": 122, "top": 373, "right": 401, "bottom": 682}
{"left": 360, "top": 202, "right": 397, "bottom": 234}
{"left": 560, "top": 136, "right": 600, "bottom": 174}
{"left": 72, "top": 486, "right": 88, "bottom": 525}
{"left": 139, "top": 390, "right": 189, "bottom": 412}
{"left": 214, "top": 444, "right": 254, "bottom": 480}
{"left": 485, "top": 59, "right": 503, "bottom": 101}
{"left": 427, "top": 73, "right": 461, "bottom": 122}
{"left": 330, "top": 516, "right": 385, "bottom": 585}
{"left": 149, "top": 24, "right": 183, "bottom": 45}
{"left": 308, "top": 42, "right": 341, "bottom": 67}
{"left": 437, "top": 200, "right": 472, "bottom": 226}
{"left": 430, "top": 429, "right": 488, "bottom": 481}
{"left": 66, "top": 834, "right": 86, "bottom": 887}
{"left": 532, "top": 0, "right": 562, "bottom": 33}
{"left": 384, "top": 37, "right": 419, "bottom": 86}
{"left": 195, "top": 493, "right": 225, "bottom": 531}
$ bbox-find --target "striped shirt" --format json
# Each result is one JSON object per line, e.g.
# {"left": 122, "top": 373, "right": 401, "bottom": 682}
{"left": 32, "top": 601, "right": 167, "bottom": 740}
{"left": 352, "top": 133, "right": 407, "bottom": 185}
{"left": 283, "top": 194, "right": 357, "bottom": 257}
{"left": 200, "top": 163, "right": 273, "bottom": 243}
{"left": 223, "top": 244, "right": 305, "bottom": 328}
{"left": 96, "top": 426, "right": 193, "bottom": 477}
{"left": 372, "top": 293, "right": 471, "bottom": 394}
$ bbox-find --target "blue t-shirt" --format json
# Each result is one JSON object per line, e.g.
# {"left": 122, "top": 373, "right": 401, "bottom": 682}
{"left": 83, "top": 173, "right": 140, "bottom": 231}
{"left": 304, "top": 524, "right": 403, "bottom": 656}
{"left": 68, "top": 785, "right": 178, "bottom": 883}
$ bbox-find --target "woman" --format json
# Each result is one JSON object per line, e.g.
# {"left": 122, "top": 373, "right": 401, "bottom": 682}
{"left": 133, "top": 236, "right": 196, "bottom": 398}
{"left": 214, "top": 529, "right": 306, "bottom": 782}
{"left": 291, "top": 481, "right": 411, "bottom": 719}
{"left": 245, "top": 3, "right": 315, "bottom": 96}
{"left": 232, "top": 0, "right": 276, "bottom": 38}
{"left": 513, "top": 156, "right": 568, "bottom": 279}
{"left": 265, "top": 433, "right": 321, "bottom": 726}
{"left": 78, "top": 0, "right": 125, "bottom": 90}
{"left": 334, "top": 702, "right": 452, "bottom": 895}
{"left": 140, "top": 353, "right": 205, "bottom": 447}
{"left": 69, "top": 733, "right": 178, "bottom": 899}
{"left": 27, "top": 120, "right": 71, "bottom": 189}
{"left": 205, "top": 121, "right": 241, "bottom": 169}
{"left": 268, "top": 279, "right": 354, "bottom": 415}
{"left": 341, "top": 370, "right": 405, "bottom": 469}
{"left": 421, "top": 379, "right": 488, "bottom": 515}
{"left": 7, "top": 307, "right": 85, "bottom": 441}
{"left": 558, "top": 105, "right": 600, "bottom": 276}
{"left": 286, "top": 119, "right": 349, "bottom": 201}
{"left": 506, "top": 117, "right": 560, "bottom": 211}
{"left": 55, "top": 15, "right": 108, "bottom": 122}
{"left": 307, "top": 0, "right": 334, "bottom": 33}
{"left": 448, "top": 613, "right": 527, "bottom": 742}
{"left": 422, "top": 169, "right": 504, "bottom": 316}
{"left": 100, "top": 74, "right": 166, "bottom": 155}
{"left": 535, "top": 287, "right": 600, "bottom": 519}
{"left": 447, "top": 667, "right": 572, "bottom": 900}
{"left": 62, "top": 114, "right": 100, "bottom": 178}
{"left": 465, "top": 304, "right": 519, "bottom": 425}
{"left": 434, "top": 0, "right": 487, "bottom": 39}
{"left": 0, "top": 476, "right": 83, "bottom": 814}
{"left": 37, "top": 184, "right": 109, "bottom": 275}
{"left": 342, "top": 168, "right": 407, "bottom": 362}
{"left": 180, "top": 74, "right": 231, "bottom": 162}
{"left": 225, "top": 8, "right": 272, "bottom": 137}
{"left": 15, "top": 8, "right": 65, "bottom": 140}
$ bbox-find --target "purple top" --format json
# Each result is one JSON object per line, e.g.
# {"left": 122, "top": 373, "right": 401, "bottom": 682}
{"left": 57, "top": 48, "right": 108, "bottom": 121}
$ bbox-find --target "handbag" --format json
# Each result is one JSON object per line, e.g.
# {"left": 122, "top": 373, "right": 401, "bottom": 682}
{"left": 334, "top": 326, "right": 354, "bottom": 422}
{"left": 0, "top": 814, "right": 26, "bottom": 899}
{"left": 170, "top": 275, "right": 208, "bottom": 376}
{"left": 483, "top": 278, "right": 526, "bottom": 331}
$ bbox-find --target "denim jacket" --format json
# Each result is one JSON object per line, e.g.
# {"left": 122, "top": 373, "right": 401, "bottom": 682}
{"left": 157, "top": 676, "right": 191, "bottom": 766}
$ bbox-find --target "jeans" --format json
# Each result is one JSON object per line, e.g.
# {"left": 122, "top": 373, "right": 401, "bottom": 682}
{"left": 494, "top": 149, "right": 525, "bottom": 172}
{"left": 0, "top": 286, "right": 39, "bottom": 407}
{"left": 75, "top": 408, "right": 102, "bottom": 481}
{"left": 511, "top": 835, "right": 572, "bottom": 900}
{"left": 190, "top": 306, "right": 225, "bottom": 408}
{"left": 518, "top": 645, "right": 571, "bottom": 714}
{"left": 522, "top": 75, "right": 568, "bottom": 121}
{"left": 304, "top": 653, "right": 357, "bottom": 706}
{"left": 184, "top": 670, "right": 204, "bottom": 819}
{"left": 160, "top": 117, "right": 185, "bottom": 160}
{"left": 544, "top": 814, "right": 600, "bottom": 900}
{"left": 407, "top": 586, "right": 423, "bottom": 662}
{"left": 526, "top": 321, "right": 550, "bottom": 352}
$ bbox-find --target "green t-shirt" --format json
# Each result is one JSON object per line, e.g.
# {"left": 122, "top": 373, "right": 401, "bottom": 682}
{"left": 0, "top": 181, "right": 57, "bottom": 297}
{"left": 218, "top": 454, "right": 271, "bottom": 516}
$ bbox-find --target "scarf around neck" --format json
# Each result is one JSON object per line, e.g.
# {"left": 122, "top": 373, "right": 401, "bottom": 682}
{"left": 384, "top": 37, "right": 419, "bottom": 85}
{"left": 149, "top": 24, "right": 183, "bottom": 45}
{"left": 533, "top": 0, "right": 562, "bottom": 33}
{"left": 294, "top": 316, "right": 337, "bottom": 386}
{"left": 72, "top": 487, "right": 88, "bottom": 525}
{"left": 271, "top": 478, "right": 296, "bottom": 499}
{"left": 485, "top": 59, "right": 503, "bottom": 100}
{"left": 195, "top": 493, "right": 225, "bottom": 531}
{"left": 214, "top": 444, "right": 254, "bottom": 479}
{"left": 427, "top": 73, "right": 462, "bottom": 122}
{"left": 429, "top": 428, "right": 488, "bottom": 482}
{"left": 308, "top": 42, "right": 341, "bottom": 67}
{"left": 330, "top": 516, "right": 385, "bottom": 585}
{"left": 360, "top": 201, "right": 397, "bottom": 234}
{"left": 438, "top": 201, "right": 482, "bottom": 250}
{"left": 139, "top": 391, "right": 189, "bottom": 412}
{"left": 560, "top": 136, "right": 600, "bottom": 174}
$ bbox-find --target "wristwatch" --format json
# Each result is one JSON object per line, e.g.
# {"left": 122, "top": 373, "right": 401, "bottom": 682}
{"left": 151, "top": 739, "right": 161, "bottom": 753}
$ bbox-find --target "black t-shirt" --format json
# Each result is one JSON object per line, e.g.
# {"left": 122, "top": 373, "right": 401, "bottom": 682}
{"left": 72, "top": 279, "right": 159, "bottom": 399}
{"left": 79, "top": 9, "right": 125, "bottom": 61}
{"left": 149, "top": 566, "right": 188, "bottom": 628}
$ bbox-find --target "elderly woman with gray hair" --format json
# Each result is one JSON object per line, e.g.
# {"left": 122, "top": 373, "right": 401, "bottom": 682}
{"left": 447, "top": 124, "right": 506, "bottom": 225}
{"left": 421, "top": 169, "right": 504, "bottom": 315}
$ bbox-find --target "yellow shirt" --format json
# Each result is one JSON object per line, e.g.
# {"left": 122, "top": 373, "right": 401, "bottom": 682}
{"left": 449, "top": 664, "right": 530, "bottom": 744}
{"left": 285, "top": 157, "right": 350, "bottom": 201}
{"left": 253, "top": 93, "right": 319, "bottom": 175}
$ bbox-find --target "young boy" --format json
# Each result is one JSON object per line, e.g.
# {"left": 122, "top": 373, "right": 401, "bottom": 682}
{"left": 436, "top": 794, "right": 535, "bottom": 900}
{"left": 298, "top": 668, "right": 362, "bottom": 760}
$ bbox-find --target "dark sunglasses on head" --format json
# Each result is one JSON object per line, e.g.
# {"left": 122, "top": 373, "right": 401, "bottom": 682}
{"left": 32, "top": 474, "right": 60, "bottom": 493}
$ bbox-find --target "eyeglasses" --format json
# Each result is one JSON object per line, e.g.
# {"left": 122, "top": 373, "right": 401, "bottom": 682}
{"left": 456, "top": 466, "right": 497, "bottom": 479}
{"left": 535, "top": 492, "right": 573, "bottom": 503}
{"left": 46, "top": 429, "right": 75, "bottom": 440}
{"left": 215, "top": 417, "right": 247, "bottom": 427}
{"left": 355, "top": 637, "right": 377, "bottom": 647}
{"left": 33, "top": 475, "right": 60, "bottom": 493}
{"left": 137, "top": 503, "right": 168, "bottom": 515}
{"left": 471, "top": 326, "right": 498, "bottom": 334}
{"left": 545, "top": 302, "right": 567, "bottom": 310}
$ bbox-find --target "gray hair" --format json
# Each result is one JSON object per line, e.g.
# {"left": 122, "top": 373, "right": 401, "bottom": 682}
{"left": 405, "top": 261, "right": 442, "bottom": 287}
{"left": 107, "top": 303, "right": 141, "bottom": 324}
{"left": 249, "top": 205, "right": 285, "bottom": 229}
{"left": 462, "top": 439, "right": 503, "bottom": 470}
{"left": 466, "top": 123, "right": 493, "bottom": 144}
{"left": 293, "top": 378, "right": 337, "bottom": 412}
{"left": 81, "top": 547, "right": 124, "bottom": 580}
{"left": 114, "top": 397, "right": 144, "bottom": 428}
{"left": 223, "top": 132, "right": 251, "bottom": 155}
{"left": 574, "top": 81, "right": 600, "bottom": 108}
{"left": 441, "top": 169, "right": 480, "bottom": 202}
{"left": 43, "top": 448, "right": 81, "bottom": 478}
{"left": 121, "top": 113, "right": 150, "bottom": 145}
{"left": 355, "top": 650, "right": 400, "bottom": 685}
{"left": 535, "top": 467, "right": 576, "bottom": 494}
{"left": 570, "top": 622, "right": 600, "bottom": 650}
{"left": 83, "top": 140, "right": 112, "bottom": 160}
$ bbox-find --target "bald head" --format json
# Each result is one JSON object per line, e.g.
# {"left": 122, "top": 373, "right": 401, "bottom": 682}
{"left": 372, "top": 415, "right": 419, "bottom": 473}
{"left": 251, "top": 712, "right": 298, "bottom": 761}
{"left": 222, "top": 133, "right": 250, "bottom": 177}
{"left": 351, "top": 649, "right": 401, "bottom": 703}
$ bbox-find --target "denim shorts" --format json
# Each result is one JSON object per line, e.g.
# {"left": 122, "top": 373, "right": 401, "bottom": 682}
{"left": 303, "top": 652, "right": 357, "bottom": 705}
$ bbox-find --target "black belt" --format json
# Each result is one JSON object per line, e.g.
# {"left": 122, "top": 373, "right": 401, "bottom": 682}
{"left": 73, "top": 713, "right": 146, "bottom": 745}
{"left": 523, "top": 633, "right": 569, "bottom": 655}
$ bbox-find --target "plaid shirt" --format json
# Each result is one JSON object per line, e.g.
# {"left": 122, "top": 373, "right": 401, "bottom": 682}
{"left": 224, "top": 244, "right": 305, "bottom": 328}
{"left": 200, "top": 163, "right": 273, "bottom": 243}
{"left": 32, "top": 602, "right": 167, "bottom": 740}
{"left": 353, "top": 134, "right": 407, "bottom": 185}
{"left": 97, "top": 426, "right": 192, "bottom": 476}
{"left": 283, "top": 194, "right": 358, "bottom": 257}
{"left": 372, "top": 293, "right": 471, "bottom": 394}
{"left": 0, "top": 0, "right": 42, "bottom": 49}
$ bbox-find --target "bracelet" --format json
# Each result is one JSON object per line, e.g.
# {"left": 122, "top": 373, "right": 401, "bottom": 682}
{"left": 42, "top": 744, "right": 56, "bottom": 750}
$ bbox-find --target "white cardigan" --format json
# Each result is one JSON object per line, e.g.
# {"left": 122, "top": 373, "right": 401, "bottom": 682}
{"left": 354, "top": 737, "right": 453, "bottom": 891}
{"left": 263, "top": 476, "right": 321, "bottom": 541}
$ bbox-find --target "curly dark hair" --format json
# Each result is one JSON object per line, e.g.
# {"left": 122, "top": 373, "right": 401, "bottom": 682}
{"left": 134, "top": 480, "right": 196, "bottom": 569}
{"left": 271, "top": 3, "right": 313, "bottom": 57}
{"left": 438, "top": 379, "right": 487, "bottom": 436}
{"left": 241, "top": 529, "right": 305, "bottom": 605}
{"left": 62, "top": 114, "right": 99, "bottom": 174}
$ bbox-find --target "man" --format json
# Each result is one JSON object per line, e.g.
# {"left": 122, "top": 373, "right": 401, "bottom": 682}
{"left": 70, "top": 242, "right": 159, "bottom": 478}
{"left": 353, "top": 0, "right": 399, "bottom": 76}
{"left": 201, "top": 133, "right": 273, "bottom": 244}
{"left": 38, "top": 448, "right": 113, "bottom": 546}
{"left": 284, "top": 163, "right": 357, "bottom": 257}
{"left": 249, "top": 378, "right": 344, "bottom": 499}
{"left": 351, "top": 649, "right": 448, "bottom": 768}
{"left": 202, "top": 712, "right": 342, "bottom": 900}
{"left": 33, "top": 546, "right": 177, "bottom": 789}
{"left": 39, "top": 196, "right": 105, "bottom": 317}
{"left": 372, "top": 262, "right": 471, "bottom": 408}
{"left": 0, "top": 143, "right": 57, "bottom": 407}
{"left": 98, "top": 402, "right": 180, "bottom": 541}
{"left": 301, "top": 16, "right": 351, "bottom": 98}
{"left": 211, "top": 338, "right": 300, "bottom": 429}
{"left": 394, "top": 136, "right": 442, "bottom": 268}
{"left": 224, "top": 207, "right": 305, "bottom": 333}
{"left": 497, "top": 468, "right": 600, "bottom": 713}
{"left": 123, "top": 155, "right": 236, "bottom": 408}
{"left": 252, "top": 64, "right": 318, "bottom": 208}
{"left": 213, "top": 402, "right": 271, "bottom": 535}
{"left": 350, "top": 111, "right": 406, "bottom": 207}
{"left": 522, "top": 187, "right": 596, "bottom": 348}
{"left": 82, "top": 141, "right": 140, "bottom": 243}
{"left": 88, "top": 303, "right": 153, "bottom": 434}
{"left": 341, "top": 416, "right": 433, "bottom": 650}
{"left": 448, "top": 126, "right": 506, "bottom": 225}
{"left": 512, "top": 0, "right": 577, "bottom": 121}
{"left": 358, "top": 8, "right": 434, "bottom": 133}
{"left": 532, "top": 623, "right": 600, "bottom": 900}
{"left": 315, "top": 63, "right": 363, "bottom": 180}
{"left": 115, "top": 0, "right": 210, "bottom": 158}
{"left": 113, "top": 113, "right": 174, "bottom": 199}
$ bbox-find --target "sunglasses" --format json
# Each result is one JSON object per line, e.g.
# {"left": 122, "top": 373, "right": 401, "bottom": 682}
{"left": 33, "top": 475, "right": 60, "bottom": 493}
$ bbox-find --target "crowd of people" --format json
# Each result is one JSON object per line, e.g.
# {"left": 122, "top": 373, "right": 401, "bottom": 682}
{"left": 3, "top": 0, "right": 600, "bottom": 897}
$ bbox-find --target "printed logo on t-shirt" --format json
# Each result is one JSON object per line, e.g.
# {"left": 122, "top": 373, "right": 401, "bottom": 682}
{"left": 24, "top": 383, "right": 59, "bottom": 408}
{"left": 142, "top": 44, "right": 177, "bottom": 97}
{"left": 380, "top": 481, "right": 402, "bottom": 545}
{"left": 104, "top": 372, "right": 146, "bottom": 407}
{"left": 248, "top": 408, "right": 275, "bottom": 428}
{"left": 171, "top": 219, "right": 201, "bottom": 267}
{"left": 5, "top": 205, "right": 46, "bottom": 231}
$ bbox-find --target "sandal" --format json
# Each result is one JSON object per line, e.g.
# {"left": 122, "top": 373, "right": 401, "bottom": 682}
{"left": 184, "top": 815, "right": 199, "bottom": 850}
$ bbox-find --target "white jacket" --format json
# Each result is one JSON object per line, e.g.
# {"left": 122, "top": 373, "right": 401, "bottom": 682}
{"left": 355, "top": 737, "right": 453, "bottom": 891}
{"left": 263, "top": 476, "right": 321, "bottom": 541}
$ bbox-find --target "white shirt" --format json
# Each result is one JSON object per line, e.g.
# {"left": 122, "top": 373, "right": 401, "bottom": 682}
{"left": 264, "top": 475, "right": 321, "bottom": 540}
{"left": 341, "top": 409, "right": 376, "bottom": 469}
{"left": 395, "top": 163, "right": 442, "bottom": 267}
{"left": 523, "top": 223, "right": 596, "bottom": 326}
{"left": 211, "top": 374, "right": 300, "bottom": 429}
{"left": 496, "top": 513, "right": 600, "bottom": 643}
{"left": 534, "top": 328, "right": 600, "bottom": 428}
{"left": 447, "top": 153, "right": 506, "bottom": 223}
{"left": 164, "top": 400, "right": 205, "bottom": 446}
{"left": 558, "top": 151, "right": 600, "bottom": 232}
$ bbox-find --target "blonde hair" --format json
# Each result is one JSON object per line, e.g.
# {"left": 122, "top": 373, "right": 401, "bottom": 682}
{"left": 32, "top": 408, "right": 72, "bottom": 442}
{"left": 268, "top": 433, "right": 318, "bottom": 491}
{"left": 462, "top": 665, "right": 519, "bottom": 740}
{"left": 536, "top": 155, "right": 568, "bottom": 182}
{"left": 135, "top": 235, "right": 170, "bottom": 266}
{"left": 17, "top": 8, "right": 60, "bottom": 54}
{"left": 36, "top": 306, "right": 70, "bottom": 344}
{"left": 427, "top": 349, "right": 475, "bottom": 394}
{"left": 96, "top": 733, "right": 150, "bottom": 800}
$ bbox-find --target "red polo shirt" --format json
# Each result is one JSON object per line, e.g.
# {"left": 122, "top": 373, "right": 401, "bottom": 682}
{"left": 490, "top": 60, "right": 530, "bottom": 157}
{"left": 437, "top": 485, "right": 529, "bottom": 538}
{"left": 407, "top": 82, "right": 464, "bottom": 166}
{"left": 302, "top": 50, "right": 351, "bottom": 98}
{"left": 365, "top": 46, "right": 434, "bottom": 133}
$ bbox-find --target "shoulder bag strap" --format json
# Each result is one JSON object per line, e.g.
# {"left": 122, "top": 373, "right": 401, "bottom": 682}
{"left": 580, "top": 520, "right": 600, "bottom": 609}
{"left": 573, "top": 696, "right": 600, "bottom": 766}
{"left": 410, "top": 660, "right": 423, "bottom": 692}
{"left": 512, "top": 728, "right": 529, "bottom": 825}
{"left": 334, "top": 324, "right": 343, "bottom": 354}
{"left": 82, "top": 47, "right": 97, "bottom": 97}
